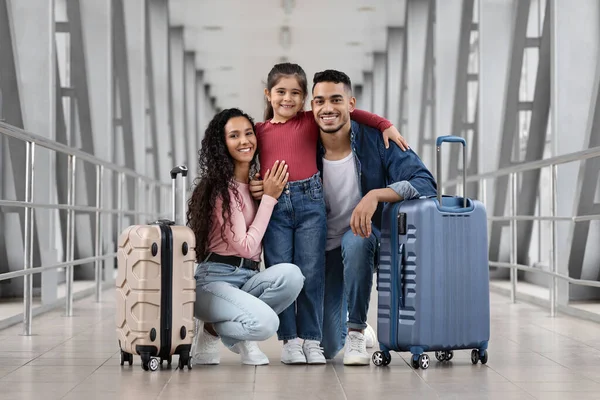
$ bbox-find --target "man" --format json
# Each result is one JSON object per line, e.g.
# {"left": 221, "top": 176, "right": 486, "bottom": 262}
{"left": 311, "top": 69, "right": 437, "bottom": 365}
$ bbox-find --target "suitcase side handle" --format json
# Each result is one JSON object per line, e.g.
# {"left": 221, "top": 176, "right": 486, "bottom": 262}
{"left": 170, "top": 165, "right": 188, "bottom": 225}
{"left": 436, "top": 135, "right": 467, "bottom": 208}
{"left": 397, "top": 243, "right": 405, "bottom": 308}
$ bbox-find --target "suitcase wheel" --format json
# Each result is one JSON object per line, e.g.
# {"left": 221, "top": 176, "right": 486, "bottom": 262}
{"left": 411, "top": 354, "right": 429, "bottom": 370}
{"left": 435, "top": 350, "right": 454, "bottom": 362}
{"left": 411, "top": 355, "right": 419, "bottom": 369}
{"left": 140, "top": 352, "right": 159, "bottom": 372}
{"left": 148, "top": 357, "right": 160, "bottom": 371}
{"left": 120, "top": 350, "right": 133, "bottom": 366}
{"left": 160, "top": 355, "right": 172, "bottom": 367}
{"left": 178, "top": 353, "right": 192, "bottom": 370}
{"left": 418, "top": 354, "right": 430, "bottom": 369}
{"left": 372, "top": 351, "right": 391, "bottom": 367}
{"left": 471, "top": 349, "right": 488, "bottom": 365}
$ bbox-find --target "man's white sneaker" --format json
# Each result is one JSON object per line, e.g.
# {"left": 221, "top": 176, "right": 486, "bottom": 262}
{"left": 281, "top": 338, "right": 307, "bottom": 364}
{"left": 303, "top": 340, "right": 326, "bottom": 364}
{"left": 190, "top": 321, "right": 221, "bottom": 365}
{"left": 343, "top": 331, "right": 370, "bottom": 365}
{"left": 229, "top": 341, "right": 269, "bottom": 365}
{"left": 364, "top": 323, "right": 377, "bottom": 348}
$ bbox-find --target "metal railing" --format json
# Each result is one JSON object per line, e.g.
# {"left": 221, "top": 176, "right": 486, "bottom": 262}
{"left": 0, "top": 122, "right": 171, "bottom": 335}
{"left": 443, "top": 145, "right": 600, "bottom": 317}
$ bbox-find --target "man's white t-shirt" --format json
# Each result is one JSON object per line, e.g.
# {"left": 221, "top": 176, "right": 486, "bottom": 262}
{"left": 322, "top": 152, "right": 362, "bottom": 251}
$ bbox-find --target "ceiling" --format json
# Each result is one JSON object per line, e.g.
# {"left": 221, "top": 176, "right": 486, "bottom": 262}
{"left": 169, "top": 0, "right": 406, "bottom": 120}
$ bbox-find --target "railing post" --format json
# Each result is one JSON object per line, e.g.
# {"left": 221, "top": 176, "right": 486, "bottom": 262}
{"left": 510, "top": 172, "right": 518, "bottom": 303}
{"left": 117, "top": 172, "right": 124, "bottom": 232}
{"left": 149, "top": 182, "right": 157, "bottom": 220}
{"left": 549, "top": 164, "right": 558, "bottom": 317}
{"left": 22, "top": 141, "right": 35, "bottom": 336}
{"left": 94, "top": 165, "right": 104, "bottom": 303}
{"left": 172, "top": 176, "right": 177, "bottom": 223}
{"left": 139, "top": 178, "right": 145, "bottom": 223}
{"left": 479, "top": 178, "right": 487, "bottom": 205}
{"left": 65, "top": 155, "right": 76, "bottom": 317}
{"left": 162, "top": 185, "right": 168, "bottom": 219}
{"left": 133, "top": 176, "right": 140, "bottom": 225}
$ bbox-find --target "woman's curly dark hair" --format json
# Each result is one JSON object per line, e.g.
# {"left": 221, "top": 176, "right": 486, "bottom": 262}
{"left": 186, "top": 108, "right": 260, "bottom": 261}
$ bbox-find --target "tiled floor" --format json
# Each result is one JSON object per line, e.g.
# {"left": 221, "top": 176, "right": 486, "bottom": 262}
{"left": 1, "top": 289, "right": 600, "bottom": 400}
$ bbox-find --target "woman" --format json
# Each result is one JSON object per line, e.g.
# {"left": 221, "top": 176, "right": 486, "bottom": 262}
{"left": 186, "top": 108, "right": 304, "bottom": 366}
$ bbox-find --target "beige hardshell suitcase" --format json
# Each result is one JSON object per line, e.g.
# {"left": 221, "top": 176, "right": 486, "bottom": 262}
{"left": 116, "top": 166, "right": 196, "bottom": 371}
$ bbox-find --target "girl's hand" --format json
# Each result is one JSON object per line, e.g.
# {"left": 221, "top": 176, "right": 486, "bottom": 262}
{"left": 263, "top": 161, "right": 289, "bottom": 199}
{"left": 249, "top": 173, "right": 264, "bottom": 201}
{"left": 382, "top": 126, "right": 409, "bottom": 151}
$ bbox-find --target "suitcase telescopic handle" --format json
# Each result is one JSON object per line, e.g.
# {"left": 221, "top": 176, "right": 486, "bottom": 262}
{"left": 435, "top": 136, "right": 467, "bottom": 208}
{"left": 170, "top": 165, "right": 188, "bottom": 224}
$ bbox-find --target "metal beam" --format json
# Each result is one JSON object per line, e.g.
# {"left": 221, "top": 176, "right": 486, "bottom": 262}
{"left": 144, "top": 1, "right": 160, "bottom": 182}
{"left": 143, "top": 0, "right": 163, "bottom": 216}
{"left": 435, "top": 0, "right": 463, "bottom": 182}
{"left": 466, "top": 90, "right": 479, "bottom": 198}
{"left": 55, "top": 53, "right": 71, "bottom": 286}
{"left": 147, "top": 0, "right": 173, "bottom": 182}
{"left": 386, "top": 27, "right": 404, "bottom": 128}
{"left": 65, "top": 0, "right": 105, "bottom": 279}
{"left": 373, "top": 52, "right": 387, "bottom": 118}
{"left": 568, "top": 45, "right": 600, "bottom": 285}
{"left": 354, "top": 84, "right": 363, "bottom": 110}
{"left": 0, "top": 0, "right": 53, "bottom": 298}
{"left": 516, "top": 1, "right": 551, "bottom": 264}
{"left": 112, "top": 0, "right": 136, "bottom": 225}
{"left": 478, "top": 0, "right": 516, "bottom": 274}
{"left": 169, "top": 26, "right": 186, "bottom": 167}
{"left": 112, "top": 0, "right": 135, "bottom": 169}
{"left": 553, "top": 0, "right": 600, "bottom": 302}
{"left": 184, "top": 52, "right": 197, "bottom": 183}
{"left": 195, "top": 70, "right": 205, "bottom": 144}
{"left": 361, "top": 71, "right": 374, "bottom": 113}
{"left": 204, "top": 83, "right": 214, "bottom": 120}
{"left": 447, "top": 0, "right": 475, "bottom": 189}
{"left": 80, "top": 0, "right": 113, "bottom": 279}
{"left": 417, "top": 0, "right": 435, "bottom": 168}
{"left": 488, "top": 0, "right": 531, "bottom": 263}
{"left": 0, "top": 0, "right": 27, "bottom": 290}
{"left": 406, "top": 0, "right": 429, "bottom": 149}
{"left": 123, "top": 0, "right": 146, "bottom": 177}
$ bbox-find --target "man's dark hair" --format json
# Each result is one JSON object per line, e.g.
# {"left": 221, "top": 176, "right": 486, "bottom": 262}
{"left": 312, "top": 69, "right": 352, "bottom": 94}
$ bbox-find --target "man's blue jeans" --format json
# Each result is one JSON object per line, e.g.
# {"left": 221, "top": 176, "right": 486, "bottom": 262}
{"left": 263, "top": 173, "right": 327, "bottom": 341}
{"left": 321, "top": 228, "right": 377, "bottom": 359}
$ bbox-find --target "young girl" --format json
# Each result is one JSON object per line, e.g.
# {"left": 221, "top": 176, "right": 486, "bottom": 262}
{"left": 187, "top": 108, "right": 304, "bottom": 366}
{"left": 253, "top": 62, "right": 407, "bottom": 364}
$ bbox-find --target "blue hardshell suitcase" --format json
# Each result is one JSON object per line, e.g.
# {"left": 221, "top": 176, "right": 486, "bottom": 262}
{"left": 373, "top": 136, "right": 490, "bottom": 369}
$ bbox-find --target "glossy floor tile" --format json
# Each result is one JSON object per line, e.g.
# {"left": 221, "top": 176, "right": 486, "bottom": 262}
{"left": 1, "top": 287, "right": 600, "bottom": 399}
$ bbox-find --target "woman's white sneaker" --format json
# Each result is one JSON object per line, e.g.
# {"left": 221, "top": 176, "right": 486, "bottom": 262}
{"left": 343, "top": 331, "right": 370, "bottom": 365}
{"left": 281, "top": 338, "right": 307, "bottom": 364}
{"left": 190, "top": 319, "right": 221, "bottom": 365}
{"left": 229, "top": 341, "right": 269, "bottom": 365}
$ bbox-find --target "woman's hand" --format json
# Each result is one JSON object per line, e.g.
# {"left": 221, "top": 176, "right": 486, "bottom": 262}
{"left": 262, "top": 160, "right": 289, "bottom": 199}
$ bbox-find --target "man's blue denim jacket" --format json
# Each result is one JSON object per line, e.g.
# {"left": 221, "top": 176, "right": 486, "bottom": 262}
{"left": 316, "top": 120, "right": 438, "bottom": 235}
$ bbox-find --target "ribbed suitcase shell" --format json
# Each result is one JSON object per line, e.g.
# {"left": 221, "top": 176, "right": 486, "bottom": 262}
{"left": 116, "top": 223, "right": 196, "bottom": 368}
{"left": 377, "top": 196, "right": 490, "bottom": 359}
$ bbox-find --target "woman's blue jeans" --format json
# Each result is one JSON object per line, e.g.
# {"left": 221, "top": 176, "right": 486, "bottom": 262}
{"left": 194, "top": 262, "right": 304, "bottom": 347}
